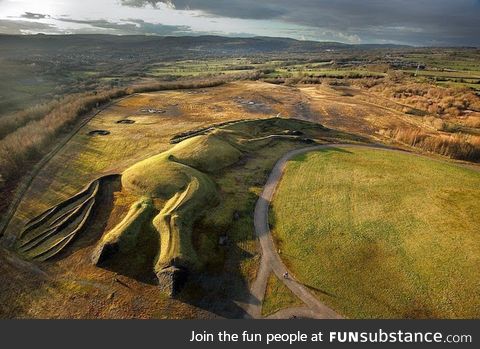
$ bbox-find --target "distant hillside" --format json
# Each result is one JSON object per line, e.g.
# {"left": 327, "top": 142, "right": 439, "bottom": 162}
{"left": 0, "top": 34, "right": 408, "bottom": 59}
{"left": 0, "top": 34, "right": 415, "bottom": 117}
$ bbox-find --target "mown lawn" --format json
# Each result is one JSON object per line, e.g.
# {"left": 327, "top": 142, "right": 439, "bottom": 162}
{"left": 270, "top": 147, "right": 480, "bottom": 319}
{"left": 262, "top": 273, "right": 303, "bottom": 317}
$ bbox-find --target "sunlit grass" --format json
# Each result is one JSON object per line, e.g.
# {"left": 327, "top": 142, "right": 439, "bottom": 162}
{"left": 262, "top": 272, "right": 303, "bottom": 316}
{"left": 271, "top": 147, "right": 480, "bottom": 318}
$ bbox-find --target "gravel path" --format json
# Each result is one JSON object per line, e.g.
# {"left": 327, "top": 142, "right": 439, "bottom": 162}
{"left": 244, "top": 145, "right": 345, "bottom": 319}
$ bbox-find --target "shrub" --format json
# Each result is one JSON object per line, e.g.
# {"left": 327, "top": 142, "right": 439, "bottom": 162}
{"left": 0, "top": 88, "right": 128, "bottom": 181}
{"left": 382, "top": 127, "right": 480, "bottom": 162}
{"left": 370, "top": 81, "right": 480, "bottom": 118}
{"left": 0, "top": 102, "right": 57, "bottom": 140}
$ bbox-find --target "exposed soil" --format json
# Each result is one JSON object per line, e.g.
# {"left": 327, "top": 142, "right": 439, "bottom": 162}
{"left": 116, "top": 119, "right": 135, "bottom": 124}
{"left": 140, "top": 104, "right": 181, "bottom": 117}
{"left": 140, "top": 108, "right": 165, "bottom": 114}
{"left": 88, "top": 130, "right": 110, "bottom": 136}
{"left": 235, "top": 97, "right": 275, "bottom": 114}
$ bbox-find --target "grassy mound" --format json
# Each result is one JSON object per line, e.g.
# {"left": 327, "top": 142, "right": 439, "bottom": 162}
{"left": 122, "top": 154, "right": 192, "bottom": 199}
{"left": 19, "top": 116, "right": 341, "bottom": 297}
{"left": 153, "top": 173, "right": 219, "bottom": 273}
{"left": 91, "top": 197, "right": 154, "bottom": 265}
{"left": 168, "top": 133, "right": 243, "bottom": 173}
{"left": 271, "top": 147, "right": 480, "bottom": 318}
{"left": 122, "top": 132, "right": 242, "bottom": 198}
{"left": 116, "top": 117, "right": 328, "bottom": 285}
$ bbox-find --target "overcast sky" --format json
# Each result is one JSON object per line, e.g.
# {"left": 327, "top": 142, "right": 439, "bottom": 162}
{"left": 0, "top": 0, "right": 479, "bottom": 46}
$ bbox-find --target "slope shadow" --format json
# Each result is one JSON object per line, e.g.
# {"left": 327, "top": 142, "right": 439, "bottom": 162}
{"left": 177, "top": 243, "right": 256, "bottom": 319}
{"left": 97, "top": 219, "right": 160, "bottom": 286}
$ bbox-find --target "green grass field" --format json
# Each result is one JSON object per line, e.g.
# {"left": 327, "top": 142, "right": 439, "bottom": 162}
{"left": 402, "top": 69, "right": 480, "bottom": 90}
{"left": 262, "top": 273, "right": 303, "bottom": 316}
{"left": 403, "top": 69, "right": 480, "bottom": 79}
{"left": 270, "top": 147, "right": 480, "bottom": 319}
{"left": 264, "top": 68, "right": 385, "bottom": 79}
{"left": 402, "top": 51, "right": 480, "bottom": 72}
{"left": 146, "top": 58, "right": 262, "bottom": 78}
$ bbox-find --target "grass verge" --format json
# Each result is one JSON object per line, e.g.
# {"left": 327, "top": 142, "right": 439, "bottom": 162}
{"left": 262, "top": 272, "right": 303, "bottom": 317}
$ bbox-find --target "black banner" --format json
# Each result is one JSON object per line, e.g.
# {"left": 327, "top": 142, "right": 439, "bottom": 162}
{"left": 1, "top": 320, "right": 477, "bottom": 348}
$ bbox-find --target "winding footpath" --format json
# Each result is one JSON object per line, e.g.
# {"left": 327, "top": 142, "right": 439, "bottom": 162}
{"left": 244, "top": 145, "right": 345, "bottom": 319}
{"left": 244, "top": 143, "right": 480, "bottom": 319}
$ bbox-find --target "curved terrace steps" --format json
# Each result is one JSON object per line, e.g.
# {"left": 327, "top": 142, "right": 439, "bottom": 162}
{"left": 15, "top": 179, "right": 102, "bottom": 261}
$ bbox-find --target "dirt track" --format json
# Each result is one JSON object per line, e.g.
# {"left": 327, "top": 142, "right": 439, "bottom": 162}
{"left": 244, "top": 145, "right": 345, "bottom": 319}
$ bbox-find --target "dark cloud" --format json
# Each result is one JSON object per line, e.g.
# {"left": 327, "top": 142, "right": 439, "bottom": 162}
{"left": 57, "top": 17, "right": 191, "bottom": 35}
{"left": 121, "top": 0, "right": 480, "bottom": 45}
{"left": 121, "top": 0, "right": 287, "bottom": 19}
{"left": 20, "top": 12, "right": 49, "bottom": 20}
{"left": 0, "top": 19, "right": 58, "bottom": 34}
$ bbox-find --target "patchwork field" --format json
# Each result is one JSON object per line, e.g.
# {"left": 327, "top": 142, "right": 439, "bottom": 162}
{"left": 270, "top": 147, "right": 480, "bottom": 318}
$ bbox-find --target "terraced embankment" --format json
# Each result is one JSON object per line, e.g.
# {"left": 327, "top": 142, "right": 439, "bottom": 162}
{"left": 15, "top": 176, "right": 119, "bottom": 261}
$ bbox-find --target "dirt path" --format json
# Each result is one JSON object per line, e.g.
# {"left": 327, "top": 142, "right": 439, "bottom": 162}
{"left": 244, "top": 145, "right": 343, "bottom": 319}
{"left": 243, "top": 143, "right": 480, "bottom": 319}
